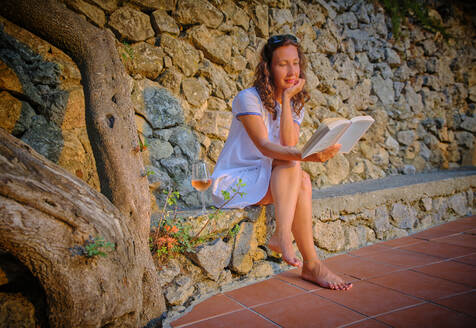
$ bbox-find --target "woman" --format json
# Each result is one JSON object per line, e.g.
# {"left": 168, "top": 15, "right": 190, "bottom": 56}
{"left": 211, "top": 34, "right": 352, "bottom": 291}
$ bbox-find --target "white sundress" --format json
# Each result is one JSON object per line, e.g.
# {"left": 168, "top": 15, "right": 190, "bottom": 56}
{"left": 210, "top": 87, "right": 305, "bottom": 208}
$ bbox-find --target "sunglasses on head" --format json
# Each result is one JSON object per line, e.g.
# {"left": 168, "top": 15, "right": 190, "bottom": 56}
{"left": 267, "top": 34, "right": 298, "bottom": 45}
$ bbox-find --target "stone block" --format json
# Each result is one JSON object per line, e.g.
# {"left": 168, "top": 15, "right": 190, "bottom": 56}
{"left": 160, "top": 34, "right": 200, "bottom": 77}
{"left": 189, "top": 238, "right": 232, "bottom": 281}
{"left": 144, "top": 87, "right": 184, "bottom": 129}
{"left": 165, "top": 275, "right": 194, "bottom": 305}
{"left": 175, "top": 0, "right": 223, "bottom": 28}
{"left": 231, "top": 222, "right": 258, "bottom": 274}
{"left": 220, "top": 0, "right": 250, "bottom": 30}
{"left": 190, "top": 25, "right": 232, "bottom": 66}
{"left": 313, "top": 220, "right": 346, "bottom": 252}
{"left": 449, "top": 193, "right": 468, "bottom": 216}
{"left": 109, "top": 6, "right": 154, "bottom": 41}
{"left": 390, "top": 202, "right": 417, "bottom": 229}
{"left": 371, "top": 75, "right": 394, "bottom": 105}
{"left": 194, "top": 110, "right": 232, "bottom": 140}
{"left": 252, "top": 4, "right": 269, "bottom": 38}
{"left": 157, "top": 259, "right": 181, "bottom": 287}
{"left": 151, "top": 9, "right": 180, "bottom": 35}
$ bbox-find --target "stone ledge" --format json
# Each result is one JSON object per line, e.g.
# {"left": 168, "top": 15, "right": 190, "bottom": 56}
{"left": 311, "top": 167, "right": 476, "bottom": 216}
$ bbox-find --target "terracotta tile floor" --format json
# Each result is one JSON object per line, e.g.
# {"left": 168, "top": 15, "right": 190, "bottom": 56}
{"left": 171, "top": 216, "right": 476, "bottom": 327}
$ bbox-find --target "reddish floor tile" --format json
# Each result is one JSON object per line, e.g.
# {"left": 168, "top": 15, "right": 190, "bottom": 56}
{"left": 171, "top": 294, "right": 244, "bottom": 327}
{"left": 453, "top": 253, "right": 476, "bottom": 266}
{"left": 398, "top": 240, "right": 475, "bottom": 259}
{"left": 411, "top": 225, "right": 461, "bottom": 240}
{"left": 225, "top": 278, "right": 305, "bottom": 307}
{"left": 347, "top": 243, "right": 391, "bottom": 256}
{"left": 321, "top": 255, "right": 403, "bottom": 280}
{"left": 434, "top": 291, "right": 476, "bottom": 318}
{"left": 368, "top": 270, "right": 470, "bottom": 301}
{"left": 375, "top": 302, "right": 476, "bottom": 328}
{"left": 180, "top": 309, "right": 278, "bottom": 328}
{"left": 343, "top": 318, "right": 392, "bottom": 328}
{"left": 433, "top": 233, "right": 476, "bottom": 249}
{"left": 379, "top": 236, "right": 423, "bottom": 248}
{"left": 323, "top": 253, "right": 353, "bottom": 266}
{"left": 314, "top": 280, "right": 422, "bottom": 317}
{"left": 412, "top": 260, "right": 476, "bottom": 287}
{"left": 356, "top": 248, "right": 441, "bottom": 268}
{"left": 456, "top": 215, "right": 476, "bottom": 225}
{"left": 253, "top": 292, "right": 365, "bottom": 328}
{"left": 437, "top": 219, "right": 476, "bottom": 232}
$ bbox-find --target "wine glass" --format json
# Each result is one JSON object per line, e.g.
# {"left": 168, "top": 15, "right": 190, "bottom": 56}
{"left": 191, "top": 161, "right": 211, "bottom": 214}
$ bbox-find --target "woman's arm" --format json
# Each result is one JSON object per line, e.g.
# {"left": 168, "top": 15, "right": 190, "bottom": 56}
{"left": 238, "top": 114, "right": 340, "bottom": 162}
{"left": 279, "top": 79, "right": 306, "bottom": 146}
{"left": 279, "top": 95, "right": 300, "bottom": 146}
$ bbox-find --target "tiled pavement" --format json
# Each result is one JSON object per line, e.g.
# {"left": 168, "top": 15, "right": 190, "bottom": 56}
{"left": 171, "top": 216, "right": 476, "bottom": 328}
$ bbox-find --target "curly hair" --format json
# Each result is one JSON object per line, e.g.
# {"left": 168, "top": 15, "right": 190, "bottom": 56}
{"left": 253, "top": 34, "right": 310, "bottom": 120}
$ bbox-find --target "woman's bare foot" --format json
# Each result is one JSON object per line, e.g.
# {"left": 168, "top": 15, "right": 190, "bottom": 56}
{"left": 301, "top": 260, "right": 352, "bottom": 291}
{"left": 267, "top": 233, "right": 302, "bottom": 267}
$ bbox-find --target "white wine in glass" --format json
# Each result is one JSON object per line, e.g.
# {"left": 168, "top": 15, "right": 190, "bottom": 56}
{"left": 191, "top": 161, "right": 211, "bottom": 214}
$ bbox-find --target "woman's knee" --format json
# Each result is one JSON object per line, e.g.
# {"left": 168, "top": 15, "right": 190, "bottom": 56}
{"left": 272, "top": 159, "right": 300, "bottom": 170}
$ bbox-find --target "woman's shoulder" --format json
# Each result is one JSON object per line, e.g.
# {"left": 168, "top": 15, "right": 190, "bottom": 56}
{"left": 236, "top": 87, "right": 259, "bottom": 100}
{"left": 233, "top": 87, "right": 264, "bottom": 115}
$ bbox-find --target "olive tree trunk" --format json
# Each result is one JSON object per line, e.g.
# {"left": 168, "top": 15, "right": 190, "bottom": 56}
{"left": 0, "top": 0, "right": 165, "bottom": 326}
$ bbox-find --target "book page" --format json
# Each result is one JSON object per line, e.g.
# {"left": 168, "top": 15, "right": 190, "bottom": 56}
{"left": 336, "top": 116, "right": 375, "bottom": 153}
{"left": 301, "top": 119, "right": 350, "bottom": 158}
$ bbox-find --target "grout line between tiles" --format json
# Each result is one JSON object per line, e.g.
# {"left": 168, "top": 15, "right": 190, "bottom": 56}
{"left": 244, "top": 307, "right": 283, "bottom": 327}
{"left": 367, "top": 301, "right": 428, "bottom": 320}
{"left": 432, "top": 288, "right": 476, "bottom": 301}
{"left": 408, "top": 265, "right": 476, "bottom": 288}
{"left": 225, "top": 287, "right": 310, "bottom": 310}
{"left": 223, "top": 293, "right": 283, "bottom": 327}
{"left": 425, "top": 290, "right": 476, "bottom": 319}
{"left": 307, "top": 291, "right": 373, "bottom": 320}
{"left": 364, "top": 276, "right": 471, "bottom": 303}
{"left": 338, "top": 316, "right": 394, "bottom": 328}
{"left": 172, "top": 308, "right": 247, "bottom": 328}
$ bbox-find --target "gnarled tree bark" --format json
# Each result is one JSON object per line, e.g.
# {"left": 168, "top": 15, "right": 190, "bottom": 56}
{"left": 0, "top": 0, "right": 165, "bottom": 326}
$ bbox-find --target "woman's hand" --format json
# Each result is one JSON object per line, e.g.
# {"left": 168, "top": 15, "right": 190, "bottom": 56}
{"left": 283, "top": 78, "right": 306, "bottom": 101}
{"left": 303, "top": 144, "right": 341, "bottom": 162}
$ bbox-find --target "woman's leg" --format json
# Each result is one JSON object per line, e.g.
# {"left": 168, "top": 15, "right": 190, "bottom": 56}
{"left": 292, "top": 170, "right": 352, "bottom": 290}
{"left": 264, "top": 160, "right": 303, "bottom": 267}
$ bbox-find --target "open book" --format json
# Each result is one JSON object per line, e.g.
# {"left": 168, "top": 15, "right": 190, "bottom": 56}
{"left": 301, "top": 115, "right": 374, "bottom": 158}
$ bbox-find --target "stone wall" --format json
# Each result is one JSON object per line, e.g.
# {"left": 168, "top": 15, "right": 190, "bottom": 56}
{"left": 0, "top": 0, "right": 475, "bottom": 210}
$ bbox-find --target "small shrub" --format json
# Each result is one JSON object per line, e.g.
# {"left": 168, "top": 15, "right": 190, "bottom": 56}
{"left": 149, "top": 180, "right": 247, "bottom": 264}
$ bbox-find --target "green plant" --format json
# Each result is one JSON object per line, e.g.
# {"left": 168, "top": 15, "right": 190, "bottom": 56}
{"left": 149, "top": 180, "right": 247, "bottom": 264}
{"left": 376, "top": 0, "right": 450, "bottom": 40}
{"left": 120, "top": 41, "right": 134, "bottom": 62}
{"left": 71, "top": 235, "right": 115, "bottom": 258}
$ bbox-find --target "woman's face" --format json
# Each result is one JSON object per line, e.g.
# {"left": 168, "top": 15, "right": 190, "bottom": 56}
{"left": 270, "top": 44, "right": 300, "bottom": 95}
